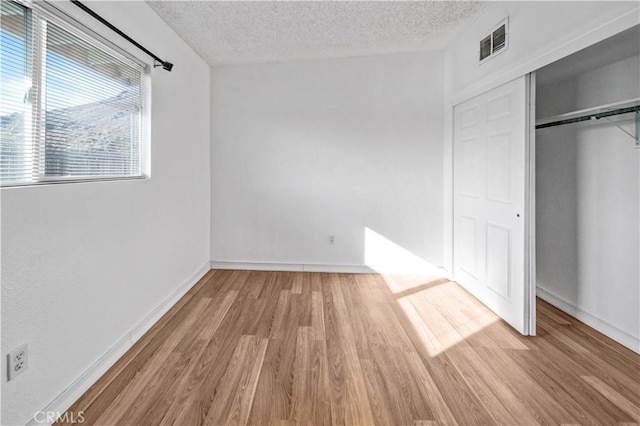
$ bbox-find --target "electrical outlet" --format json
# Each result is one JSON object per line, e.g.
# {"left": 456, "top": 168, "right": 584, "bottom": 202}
{"left": 329, "top": 235, "right": 335, "bottom": 245}
{"left": 7, "top": 344, "right": 28, "bottom": 381}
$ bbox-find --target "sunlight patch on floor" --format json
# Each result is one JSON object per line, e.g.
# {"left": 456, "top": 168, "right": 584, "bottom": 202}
{"left": 399, "top": 296, "right": 499, "bottom": 356}
{"left": 362, "top": 227, "right": 528, "bottom": 355}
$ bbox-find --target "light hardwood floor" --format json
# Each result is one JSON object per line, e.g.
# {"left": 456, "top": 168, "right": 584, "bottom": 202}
{"left": 60, "top": 270, "right": 640, "bottom": 425}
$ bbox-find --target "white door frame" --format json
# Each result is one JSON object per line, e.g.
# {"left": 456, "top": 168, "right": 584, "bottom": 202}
{"left": 525, "top": 72, "right": 536, "bottom": 335}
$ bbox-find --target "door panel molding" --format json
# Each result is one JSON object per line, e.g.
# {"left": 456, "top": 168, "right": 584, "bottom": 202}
{"left": 453, "top": 75, "right": 532, "bottom": 335}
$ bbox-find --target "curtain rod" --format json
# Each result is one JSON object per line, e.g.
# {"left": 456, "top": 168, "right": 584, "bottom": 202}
{"left": 69, "top": 0, "right": 173, "bottom": 71}
{"left": 535, "top": 105, "right": 640, "bottom": 130}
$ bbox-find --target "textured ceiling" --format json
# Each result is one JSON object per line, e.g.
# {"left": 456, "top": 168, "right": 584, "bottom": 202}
{"left": 146, "top": 1, "right": 490, "bottom": 66}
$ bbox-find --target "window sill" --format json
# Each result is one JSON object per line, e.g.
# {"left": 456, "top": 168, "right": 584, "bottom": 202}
{"left": 0, "top": 175, "right": 148, "bottom": 189}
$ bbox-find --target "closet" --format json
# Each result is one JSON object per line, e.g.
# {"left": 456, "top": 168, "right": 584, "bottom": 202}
{"left": 534, "top": 25, "right": 640, "bottom": 352}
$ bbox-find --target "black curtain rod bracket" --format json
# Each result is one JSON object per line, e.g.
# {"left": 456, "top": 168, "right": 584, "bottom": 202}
{"left": 154, "top": 60, "right": 173, "bottom": 72}
{"left": 69, "top": 0, "right": 173, "bottom": 72}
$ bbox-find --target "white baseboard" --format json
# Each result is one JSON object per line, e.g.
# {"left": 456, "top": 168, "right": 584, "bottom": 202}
{"left": 301, "top": 263, "right": 376, "bottom": 274}
{"left": 210, "top": 261, "right": 304, "bottom": 272}
{"left": 210, "top": 260, "right": 447, "bottom": 275}
{"left": 537, "top": 285, "right": 640, "bottom": 354}
{"left": 129, "top": 262, "right": 210, "bottom": 343}
{"left": 210, "top": 260, "right": 374, "bottom": 273}
{"left": 29, "top": 262, "right": 211, "bottom": 426}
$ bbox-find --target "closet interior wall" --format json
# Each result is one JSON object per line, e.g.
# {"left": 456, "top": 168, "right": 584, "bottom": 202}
{"left": 535, "top": 27, "right": 640, "bottom": 351}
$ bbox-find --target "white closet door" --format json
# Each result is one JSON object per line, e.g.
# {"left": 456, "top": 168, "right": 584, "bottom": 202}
{"left": 453, "top": 75, "right": 531, "bottom": 335}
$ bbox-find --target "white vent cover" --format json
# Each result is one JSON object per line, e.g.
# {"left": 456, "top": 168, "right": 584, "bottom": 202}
{"left": 479, "top": 19, "right": 508, "bottom": 63}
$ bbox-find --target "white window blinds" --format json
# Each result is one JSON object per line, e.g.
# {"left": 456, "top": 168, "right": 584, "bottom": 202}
{"left": 0, "top": 0, "right": 144, "bottom": 186}
{"left": 0, "top": 0, "right": 32, "bottom": 183}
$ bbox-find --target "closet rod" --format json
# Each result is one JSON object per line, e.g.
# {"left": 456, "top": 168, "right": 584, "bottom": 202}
{"left": 535, "top": 105, "right": 640, "bottom": 129}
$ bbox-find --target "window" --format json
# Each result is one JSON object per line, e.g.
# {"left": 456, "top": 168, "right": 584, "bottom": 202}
{"left": 0, "top": 0, "right": 145, "bottom": 186}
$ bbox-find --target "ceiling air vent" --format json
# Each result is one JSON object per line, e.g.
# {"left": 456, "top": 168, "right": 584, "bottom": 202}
{"left": 480, "top": 34, "right": 492, "bottom": 61}
{"left": 479, "top": 19, "right": 508, "bottom": 63}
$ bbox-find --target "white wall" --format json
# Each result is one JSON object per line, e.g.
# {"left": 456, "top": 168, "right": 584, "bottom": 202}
{"left": 0, "top": 2, "right": 211, "bottom": 425}
{"left": 442, "top": 0, "right": 639, "bottom": 275}
{"left": 211, "top": 52, "right": 444, "bottom": 272}
{"left": 445, "top": 1, "right": 639, "bottom": 99}
{"left": 536, "top": 55, "right": 640, "bottom": 350}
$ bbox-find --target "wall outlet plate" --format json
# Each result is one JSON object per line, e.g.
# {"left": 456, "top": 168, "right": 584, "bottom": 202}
{"left": 7, "top": 344, "right": 28, "bottom": 381}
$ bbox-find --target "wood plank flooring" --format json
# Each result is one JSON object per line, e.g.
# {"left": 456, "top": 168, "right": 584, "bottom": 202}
{"left": 59, "top": 270, "right": 640, "bottom": 425}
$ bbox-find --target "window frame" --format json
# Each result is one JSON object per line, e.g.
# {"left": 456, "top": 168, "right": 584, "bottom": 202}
{"left": 1, "top": 0, "right": 150, "bottom": 188}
